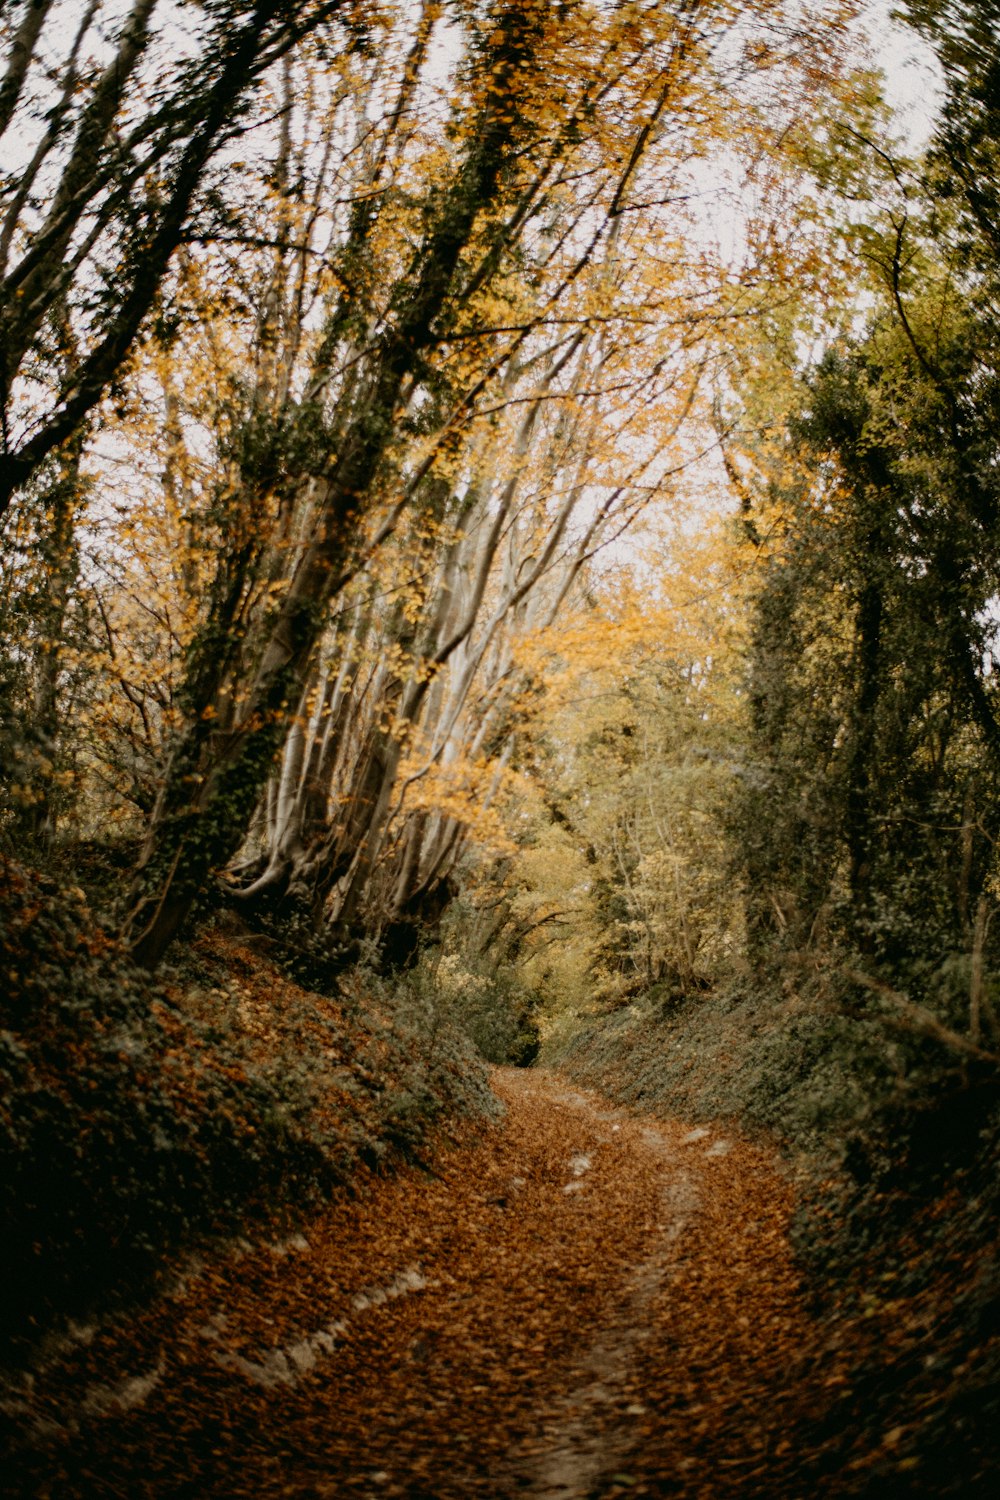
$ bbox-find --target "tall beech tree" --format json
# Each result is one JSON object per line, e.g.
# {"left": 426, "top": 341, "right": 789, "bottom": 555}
{"left": 121, "top": 0, "right": 561, "bottom": 965}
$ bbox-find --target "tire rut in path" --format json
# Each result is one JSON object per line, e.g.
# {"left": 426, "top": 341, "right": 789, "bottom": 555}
{"left": 514, "top": 1084, "right": 700, "bottom": 1498}
{"left": 4, "top": 1067, "right": 817, "bottom": 1500}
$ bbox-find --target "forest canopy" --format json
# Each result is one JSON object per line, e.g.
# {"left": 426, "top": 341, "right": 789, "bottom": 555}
{"left": 1, "top": 0, "right": 878, "bottom": 968}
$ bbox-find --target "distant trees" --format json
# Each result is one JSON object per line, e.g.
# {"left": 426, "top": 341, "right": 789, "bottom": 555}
{"left": 425, "top": 507, "right": 749, "bottom": 1018}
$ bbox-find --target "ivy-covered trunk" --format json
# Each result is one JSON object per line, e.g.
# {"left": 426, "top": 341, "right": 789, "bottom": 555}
{"left": 121, "top": 3, "right": 545, "bottom": 967}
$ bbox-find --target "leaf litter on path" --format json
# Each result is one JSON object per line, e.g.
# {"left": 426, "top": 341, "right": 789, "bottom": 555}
{"left": 4, "top": 1068, "right": 845, "bottom": 1498}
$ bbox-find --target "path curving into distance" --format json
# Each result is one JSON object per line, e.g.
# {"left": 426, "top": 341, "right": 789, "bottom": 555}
{"left": 4, "top": 1069, "right": 835, "bottom": 1499}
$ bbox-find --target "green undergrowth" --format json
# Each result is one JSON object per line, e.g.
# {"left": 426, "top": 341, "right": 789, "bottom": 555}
{"left": 544, "top": 965, "right": 1000, "bottom": 1495}
{"left": 214, "top": 896, "right": 542, "bottom": 1071}
{"left": 542, "top": 968, "right": 897, "bottom": 1157}
{"left": 0, "top": 860, "right": 495, "bottom": 1366}
{"left": 400, "top": 949, "right": 541, "bottom": 1069}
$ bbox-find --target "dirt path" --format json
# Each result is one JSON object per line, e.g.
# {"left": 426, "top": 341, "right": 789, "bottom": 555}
{"left": 4, "top": 1069, "right": 828, "bottom": 1499}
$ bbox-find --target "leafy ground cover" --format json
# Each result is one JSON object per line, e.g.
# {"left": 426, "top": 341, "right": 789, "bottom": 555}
{"left": 545, "top": 977, "right": 1000, "bottom": 1495}
{"left": 0, "top": 860, "right": 493, "bottom": 1363}
{"left": 4, "top": 858, "right": 996, "bottom": 1495}
{"left": 1, "top": 1070, "right": 846, "bottom": 1498}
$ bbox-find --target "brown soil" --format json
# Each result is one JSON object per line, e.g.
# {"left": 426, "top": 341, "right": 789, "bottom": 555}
{"left": 4, "top": 1068, "right": 846, "bottom": 1499}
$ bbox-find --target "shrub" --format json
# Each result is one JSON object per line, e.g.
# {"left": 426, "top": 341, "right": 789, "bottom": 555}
{"left": 399, "top": 951, "right": 541, "bottom": 1067}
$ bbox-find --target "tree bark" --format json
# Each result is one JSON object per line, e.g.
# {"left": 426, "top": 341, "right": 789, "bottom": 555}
{"left": 121, "top": 3, "right": 548, "bottom": 967}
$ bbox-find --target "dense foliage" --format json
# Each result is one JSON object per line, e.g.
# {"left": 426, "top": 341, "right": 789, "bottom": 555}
{"left": 740, "top": 308, "right": 1000, "bottom": 977}
{"left": 0, "top": 0, "right": 862, "bottom": 967}
{"left": 0, "top": 860, "right": 492, "bottom": 1357}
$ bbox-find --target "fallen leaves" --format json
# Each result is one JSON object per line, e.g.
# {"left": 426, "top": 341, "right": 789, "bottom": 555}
{"left": 3, "top": 1067, "right": 840, "bottom": 1499}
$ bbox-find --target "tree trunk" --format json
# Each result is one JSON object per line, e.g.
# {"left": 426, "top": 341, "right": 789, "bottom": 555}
{"left": 121, "top": 4, "right": 546, "bottom": 966}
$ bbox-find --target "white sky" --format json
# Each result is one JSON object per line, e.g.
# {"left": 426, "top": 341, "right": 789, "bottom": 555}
{"left": 865, "top": 0, "right": 943, "bottom": 149}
